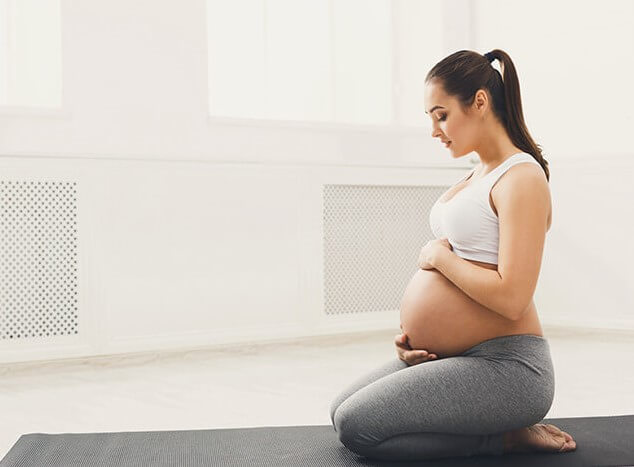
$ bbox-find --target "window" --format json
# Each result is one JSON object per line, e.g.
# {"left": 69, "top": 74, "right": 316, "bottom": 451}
{"left": 206, "top": 0, "right": 394, "bottom": 126}
{"left": 0, "top": 0, "right": 62, "bottom": 108}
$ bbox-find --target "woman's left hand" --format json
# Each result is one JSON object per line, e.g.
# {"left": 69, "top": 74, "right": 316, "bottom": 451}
{"left": 418, "top": 238, "right": 453, "bottom": 270}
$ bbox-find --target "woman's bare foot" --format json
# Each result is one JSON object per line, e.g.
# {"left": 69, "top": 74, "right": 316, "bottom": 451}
{"left": 503, "top": 423, "right": 577, "bottom": 454}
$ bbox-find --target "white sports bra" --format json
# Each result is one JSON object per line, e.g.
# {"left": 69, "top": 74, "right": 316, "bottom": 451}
{"left": 429, "top": 152, "right": 543, "bottom": 265}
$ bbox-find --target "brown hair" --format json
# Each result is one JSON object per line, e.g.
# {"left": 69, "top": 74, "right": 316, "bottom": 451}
{"left": 425, "top": 49, "right": 550, "bottom": 182}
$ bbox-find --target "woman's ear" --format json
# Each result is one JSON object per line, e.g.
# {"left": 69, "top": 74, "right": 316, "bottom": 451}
{"left": 475, "top": 89, "right": 488, "bottom": 111}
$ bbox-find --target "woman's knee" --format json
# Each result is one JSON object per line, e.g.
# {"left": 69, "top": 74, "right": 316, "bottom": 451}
{"left": 329, "top": 398, "right": 343, "bottom": 430}
{"left": 332, "top": 399, "right": 381, "bottom": 452}
{"left": 334, "top": 415, "right": 366, "bottom": 453}
{"left": 329, "top": 389, "right": 354, "bottom": 430}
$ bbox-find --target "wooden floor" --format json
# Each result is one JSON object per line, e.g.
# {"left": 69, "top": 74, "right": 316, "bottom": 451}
{"left": 1, "top": 325, "right": 633, "bottom": 459}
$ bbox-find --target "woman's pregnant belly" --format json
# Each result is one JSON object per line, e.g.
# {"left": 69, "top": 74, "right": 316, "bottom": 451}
{"left": 399, "top": 266, "right": 527, "bottom": 358}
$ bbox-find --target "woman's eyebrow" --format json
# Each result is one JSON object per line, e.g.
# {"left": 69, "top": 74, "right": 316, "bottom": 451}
{"left": 425, "top": 105, "right": 445, "bottom": 115}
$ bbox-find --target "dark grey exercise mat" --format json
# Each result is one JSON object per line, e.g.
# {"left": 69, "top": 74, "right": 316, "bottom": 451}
{"left": 1, "top": 415, "right": 633, "bottom": 467}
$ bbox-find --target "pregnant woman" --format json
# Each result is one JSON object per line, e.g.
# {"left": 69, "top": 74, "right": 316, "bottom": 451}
{"left": 329, "top": 49, "right": 577, "bottom": 461}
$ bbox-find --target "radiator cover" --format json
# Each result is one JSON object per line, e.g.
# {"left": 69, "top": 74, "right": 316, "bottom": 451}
{"left": 0, "top": 180, "right": 79, "bottom": 340}
{"left": 323, "top": 184, "right": 445, "bottom": 315}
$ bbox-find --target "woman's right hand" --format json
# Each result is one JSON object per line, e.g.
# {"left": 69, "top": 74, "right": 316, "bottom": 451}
{"left": 395, "top": 333, "right": 437, "bottom": 366}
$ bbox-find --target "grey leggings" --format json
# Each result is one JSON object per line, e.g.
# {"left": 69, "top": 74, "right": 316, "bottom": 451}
{"left": 329, "top": 334, "right": 555, "bottom": 461}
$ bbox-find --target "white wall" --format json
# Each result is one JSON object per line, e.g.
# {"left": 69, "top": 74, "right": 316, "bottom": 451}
{"left": 1, "top": 0, "right": 633, "bottom": 364}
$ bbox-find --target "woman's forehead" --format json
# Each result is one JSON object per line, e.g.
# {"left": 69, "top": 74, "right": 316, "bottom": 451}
{"left": 424, "top": 84, "right": 450, "bottom": 114}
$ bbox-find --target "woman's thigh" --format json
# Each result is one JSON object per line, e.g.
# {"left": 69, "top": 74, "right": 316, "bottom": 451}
{"left": 330, "top": 358, "right": 409, "bottom": 427}
{"left": 332, "top": 354, "right": 553, "bottom": 447}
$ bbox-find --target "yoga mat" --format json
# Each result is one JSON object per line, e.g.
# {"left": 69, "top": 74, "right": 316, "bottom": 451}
{"left": 1, "top": 415, "right": 632, "bottom": 466}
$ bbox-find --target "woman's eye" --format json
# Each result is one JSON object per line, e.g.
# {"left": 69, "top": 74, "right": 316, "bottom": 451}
{"left": 438, "top": 115, "right": 447, "bottom": 122}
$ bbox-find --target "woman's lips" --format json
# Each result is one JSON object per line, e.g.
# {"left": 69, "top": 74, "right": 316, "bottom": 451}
{"left": 444, "top": 141, "right": 451, "bottom": 148}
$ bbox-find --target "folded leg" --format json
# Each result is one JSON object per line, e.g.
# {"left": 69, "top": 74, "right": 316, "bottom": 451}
{"left": 332, "top": 354, "right": 553, "bottom": 461}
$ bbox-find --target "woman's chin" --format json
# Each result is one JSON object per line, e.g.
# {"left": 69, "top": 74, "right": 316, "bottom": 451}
{"left": 451, "top": 149, "right": 468, "bottom": 158}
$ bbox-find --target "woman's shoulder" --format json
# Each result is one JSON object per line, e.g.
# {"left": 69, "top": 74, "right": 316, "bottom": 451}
{"left": 491, "top": 161, "right": 552, "bottom": 227}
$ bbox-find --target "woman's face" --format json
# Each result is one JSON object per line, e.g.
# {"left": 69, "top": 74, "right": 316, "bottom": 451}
{"left": 424, "top": 81, "right": 483, "bottom": 158}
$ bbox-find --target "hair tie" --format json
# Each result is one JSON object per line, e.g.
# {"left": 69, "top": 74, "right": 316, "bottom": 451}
{"left": 484, "top": 52, "right": 495, "bottom": 63}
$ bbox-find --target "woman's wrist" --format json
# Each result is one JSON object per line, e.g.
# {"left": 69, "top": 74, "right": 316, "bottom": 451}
{"left": 430, "top": 246, "right": 451, "bottom": 269}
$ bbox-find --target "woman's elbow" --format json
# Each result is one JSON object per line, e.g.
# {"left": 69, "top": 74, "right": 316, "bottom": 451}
{"left": 509, "top": 298, "right": 532, "bottom": 321}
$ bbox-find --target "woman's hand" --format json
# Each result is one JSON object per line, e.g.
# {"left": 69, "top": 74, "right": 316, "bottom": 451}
{"left": 418, "top": 238, "right": 453, "bottom": 270}
{"left": 395, "top": 332, "right": 437, "bottom": 366}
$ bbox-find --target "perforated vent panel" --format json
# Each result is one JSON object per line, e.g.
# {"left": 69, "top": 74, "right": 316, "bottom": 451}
{"left": 0, "top": 180, "right": 79, "bottom": 340}
{"left": 323, "top": 184, "right": 446, "bottom": 315}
